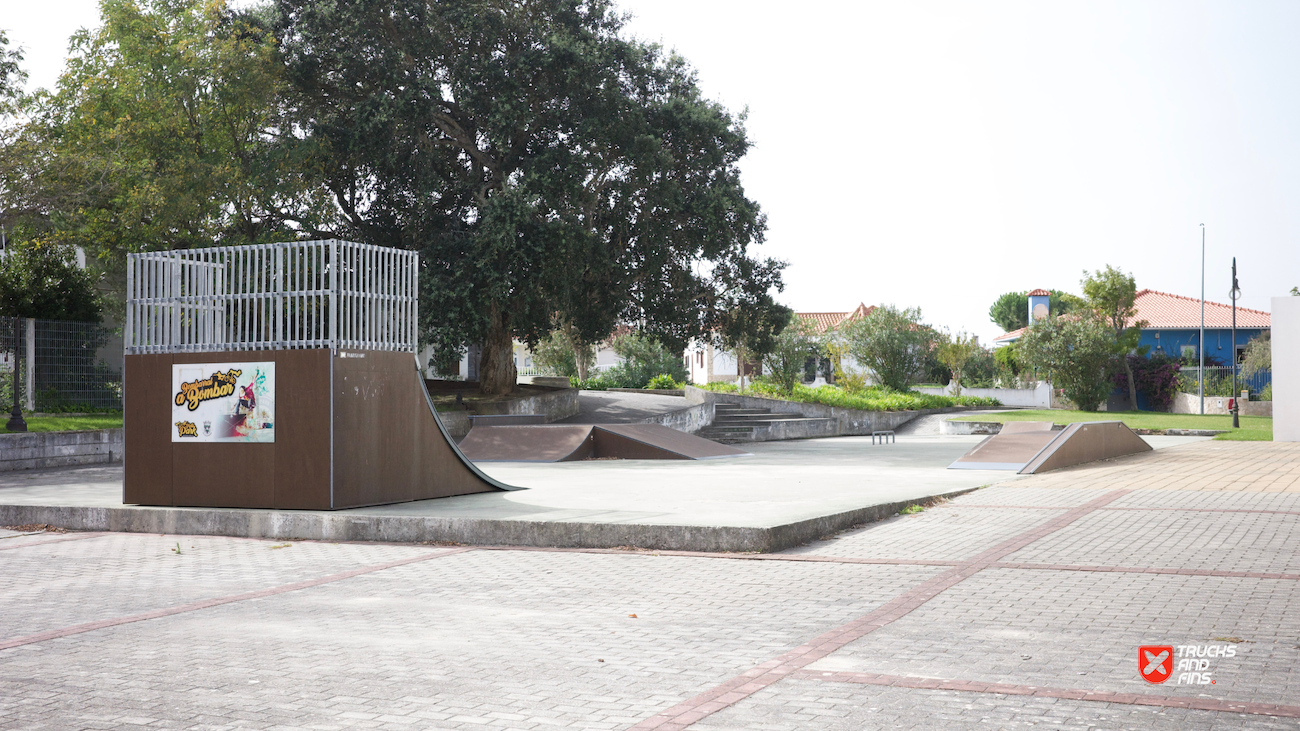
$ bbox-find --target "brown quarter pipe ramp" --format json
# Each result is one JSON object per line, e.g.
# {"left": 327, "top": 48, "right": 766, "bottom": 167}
{"left": 457, "top": 423, "right": 751, "bottom": 462}
{"left": 125, "top": 350, "right": 515, "bottom": 509}
{"left": 948, "top": 420, "right": 1150, "bottom": 474}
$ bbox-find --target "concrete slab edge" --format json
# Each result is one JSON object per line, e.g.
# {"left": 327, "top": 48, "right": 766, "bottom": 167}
{"left": 0, "top": 486, "right": 982, "bottom": 553}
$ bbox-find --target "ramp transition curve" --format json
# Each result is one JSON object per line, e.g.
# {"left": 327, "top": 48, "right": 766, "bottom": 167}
{"left": 457, "top": 423, "right": 751, "bottom": 462}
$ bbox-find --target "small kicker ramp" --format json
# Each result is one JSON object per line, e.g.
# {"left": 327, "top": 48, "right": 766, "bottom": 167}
{"left": 457, "top": 423, "right": 750, "bottom": 462}
{"left": 949, "top": 420, "right": 1151, "bottom": 474}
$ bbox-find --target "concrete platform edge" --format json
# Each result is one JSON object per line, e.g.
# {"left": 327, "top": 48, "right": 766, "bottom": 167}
{"left": 0, "top": 486, "right": 981, "bottom": 553}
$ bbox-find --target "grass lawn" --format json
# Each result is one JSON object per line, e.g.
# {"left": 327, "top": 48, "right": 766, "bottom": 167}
{"left": 952, "top": 410, "right": 1272, "bottom": 441}
{"left": 0, "top": 414, "right": 124, "bottom": 434}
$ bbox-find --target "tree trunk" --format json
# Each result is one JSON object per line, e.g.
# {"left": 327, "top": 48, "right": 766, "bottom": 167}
{"left": 478, "top": 307, "right": 517, "bottom": 396}
{"left": 573, "top": 341, "right": 589, "bottom": 381}
{"left": 1123, "top": 357, "right": 1139, "bottom": 411}
{"left": 563, "top": 322, "right": 588, "bottom": 381}
{"left": 736, "top": 345, "right": 748, "bottom": 390}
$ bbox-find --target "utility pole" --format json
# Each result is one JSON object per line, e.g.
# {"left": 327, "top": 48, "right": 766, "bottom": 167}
{"left": 1230, "top": 258, "right": 1240, "bottom": 429}
{"left": 1199, "top": 224, "right": 1205, "bottom": 415}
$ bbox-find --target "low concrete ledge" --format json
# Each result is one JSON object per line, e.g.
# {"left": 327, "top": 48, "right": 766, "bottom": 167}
{"left": 0, "top": 486, "right": 978, "bottom": 553}
{"left": 941, "top": 420, "right": 1066, "bottom": 435}
{"left": 0, "top": 428, "right": 123, "bottom": 472}
{"left": 437, "top": 411, "right": 472, "bottom": 440}
{"left": 472, "top": 387, "right": 581, "bottom": 422}
{"left": 686, "top": 386, "right": 980, "bottom": 438}
{"left": 639, "top": 401, "right": 714, "bottom": 433}
{"left": 608, "top": 387, "right": 686, "bottom": 397}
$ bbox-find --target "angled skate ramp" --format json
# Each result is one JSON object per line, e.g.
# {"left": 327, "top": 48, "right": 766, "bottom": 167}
{"left": 595, "top": 424, "right": 751, "bottom": 460}
{"left": 948, "top": 420, "right": 1150, "bottom": 474}
{"left": 457, "top": 423, "right": 750, "bottom": 462}
{"left": 1018, "top": 421, "right": 1151, "bottom": 474}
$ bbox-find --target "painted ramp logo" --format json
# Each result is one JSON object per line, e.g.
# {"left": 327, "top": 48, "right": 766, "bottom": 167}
{"left": 1140, "top": 645, "right": 1174, "bottom": 684}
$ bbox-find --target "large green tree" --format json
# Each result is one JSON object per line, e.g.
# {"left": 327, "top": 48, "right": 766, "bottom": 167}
{"left": 1082, "top": 265, "right": 1146, "bottom": 410}
{"left": 2, "top": 0, "right": 334, "bottom": 307}
{"left": 842, "top": 305, "right": 936, "bottom": 391}
{"left": 1017, "top": 312, "right": 1114, "bottom": 411}
{"left": 276, "top": 0, "right": 786, "bottom": 394}
{"left": 0, "top": 243, "right": 103, "bottom": 322}
{"left": 988, "top": 290, "right": 1084, "bottom": 333}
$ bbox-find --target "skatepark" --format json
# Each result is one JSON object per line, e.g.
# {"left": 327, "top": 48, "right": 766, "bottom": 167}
{"left": 0, "top": 240, "right": 1209, "bottom": 552}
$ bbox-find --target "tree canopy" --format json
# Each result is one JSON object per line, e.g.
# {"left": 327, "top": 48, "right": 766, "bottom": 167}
{"left": 1017, "top": 312, "right": 1114, "bottom": 411}
{"left": 1, "top": 0, "right": 786, "bottom": 388}
{"left": 1082, "top": 265, "right": 1146, "bottom": 409}
{"left": 841, "top": 305, "right": 936, "bottom": 391}
{"left": 988, "top": 290, "right": 1085, "bottom": 333}
{"left": 276, "top": 0, "right": 786, "bottom": 393}
{"left": 0, "top": 243, "right": 102, "bottom": 322}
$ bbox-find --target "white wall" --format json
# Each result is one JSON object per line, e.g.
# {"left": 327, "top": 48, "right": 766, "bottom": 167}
{"left": 917, "top": 381, "right": 1052, "bottom": 408}
{"left": 1273, "top": 296, "right": 1300, "bottom": 441}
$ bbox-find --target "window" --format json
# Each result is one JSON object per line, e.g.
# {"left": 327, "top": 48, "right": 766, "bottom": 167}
{"left": 1181, "top": 345, "right": 1195, "bottom": 360}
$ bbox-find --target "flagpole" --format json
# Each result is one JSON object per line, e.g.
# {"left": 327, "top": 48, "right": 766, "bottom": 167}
{"left": 1199, "top": 224, "right": 1205, "bottom": 414}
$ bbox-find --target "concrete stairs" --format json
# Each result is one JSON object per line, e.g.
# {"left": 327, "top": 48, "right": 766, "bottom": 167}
{"left": 697, "top": 402, "right": 837, "bottom": 443}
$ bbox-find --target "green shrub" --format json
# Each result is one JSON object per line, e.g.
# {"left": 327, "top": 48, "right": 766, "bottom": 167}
{"left": 646, "top": 374, "right": 681, "bottom": 390}
{"left": 599, "top": 332, "right": 687, "bottom": 389}
{"left": 1017, "top": 313, "right": 1114, "bottom": 411}
{"left": 697, "top": 381, "right": 998, "bottom": 411}
{"left": 761, "top": 315, "right": 820, "bottom": 394}
{"left": 840, "top": 305, "right": 938, "bottom": 391}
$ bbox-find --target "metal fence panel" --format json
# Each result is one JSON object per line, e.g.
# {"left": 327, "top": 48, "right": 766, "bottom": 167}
{"left": 125, "top": 240, "right": 418, "bottom": 354}
{"left": 0, "top": 318, "right": 122, "bottom": 411}
{"left": 1178, "top": 366, "right": 1271, "bottom": 397}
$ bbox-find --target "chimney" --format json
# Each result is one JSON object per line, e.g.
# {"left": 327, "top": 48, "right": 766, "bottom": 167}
{"left": 1027, "top": 289, "right": 1050, "bottom": 324}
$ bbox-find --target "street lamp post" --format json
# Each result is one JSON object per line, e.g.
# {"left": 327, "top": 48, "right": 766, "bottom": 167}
{"left": 1199, "top": 224, "right": 1205, "bottom": 415}
{"left": 1229, "top": 258, "right": 1241, "bottom": 430}
{"left": 6, "top": 316, "right": 26, "bottom": 433}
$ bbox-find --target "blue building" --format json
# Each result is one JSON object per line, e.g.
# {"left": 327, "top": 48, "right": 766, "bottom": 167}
{"left": 1126, "top": 289, "right": 1269, "bottom": 366}
{"left": 994, "top": 288, "right": 1270, "bottom": 369}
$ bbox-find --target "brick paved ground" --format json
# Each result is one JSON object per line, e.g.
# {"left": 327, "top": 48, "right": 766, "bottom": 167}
{"left": 3, "top": 440, "right": 1300, "bottom": 730}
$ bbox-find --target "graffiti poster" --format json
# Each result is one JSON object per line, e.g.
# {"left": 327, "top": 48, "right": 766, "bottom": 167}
{"left": 171, "top": 362, "right": 275, "bottom": 443}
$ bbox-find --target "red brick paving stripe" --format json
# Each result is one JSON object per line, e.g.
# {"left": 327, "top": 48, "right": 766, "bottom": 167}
{"left": 793, "top": 668, "right": 1300, "bottom": 719}
{"left": 0, "top": 547, "right": 473, "bottom": 652}
{"left": 953, "top": 504, "right": 1300, "bottom": 516}
{"left": 626, "top": 490, "right": 1133, "bottom": 730}
{"left": 991, "top": 561, "right": 1300, "bottom": 581}
{"left": 0, "top": 531, "right": 110, "bottom": 552}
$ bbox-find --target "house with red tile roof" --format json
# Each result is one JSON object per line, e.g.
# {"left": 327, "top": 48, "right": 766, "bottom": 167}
{"left": 796, "top": 303, "right": 876, "bottom": 334}
{"left": 685, "top": 303, "right": 876, "bottom": 384}
{"left": 992, "top": 289, "right": 1270, "bottom": 367}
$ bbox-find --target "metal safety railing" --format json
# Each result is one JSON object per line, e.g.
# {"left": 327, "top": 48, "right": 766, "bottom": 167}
{"left": 125, "top": 240, "right": 418, "bottom": 354}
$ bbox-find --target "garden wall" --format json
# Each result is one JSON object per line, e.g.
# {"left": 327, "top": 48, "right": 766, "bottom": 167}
{"left": 639, "top": 401, "right": 715, "bottom": 433}
{"left": 0, "top": 428, "right": 123, "bottom": 471}
{"left": 1170, "top": 393, "right": 1273, "bottom": 417}
{"left": 684, "top": 386, "right": 973, "bottom": 437}
{"left": 917, "top": 381, "right": 1051, "bottom": 408}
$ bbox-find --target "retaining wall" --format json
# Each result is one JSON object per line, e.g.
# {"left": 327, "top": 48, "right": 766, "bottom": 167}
{"left": 917, "top": 381, "right": 1051, "bottom": 408}
{"left": 0, "top": 428, "right": 123, "bottom": 472}
{"left": 685, "top": 386, "right": 974, "bottom": 438}
{"left": 437, "top": 411, "right": 472, "bottom": 440}
{"left": 1170, "top": 392, "right": 1273, "bottom": 417}
{"left": 471, "top": 387, "right": 581, "bottom": 422}
{"left": 639, "top": 401, "right": 714, "bottom": 433}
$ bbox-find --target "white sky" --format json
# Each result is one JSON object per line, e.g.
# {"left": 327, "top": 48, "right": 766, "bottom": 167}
{"left": 6, "top": 0, "right": 1299, "bottom": 342}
